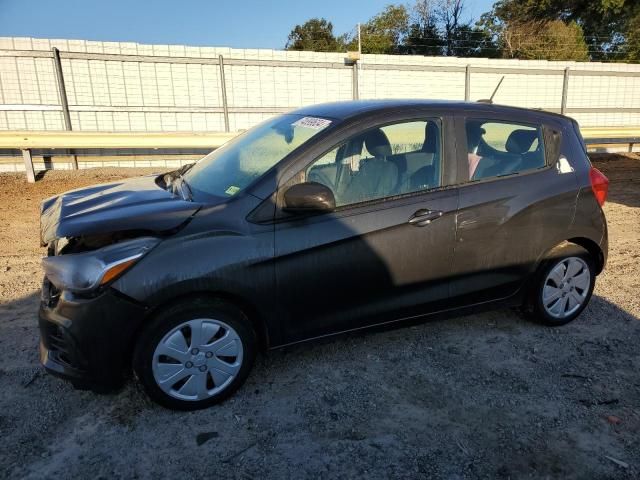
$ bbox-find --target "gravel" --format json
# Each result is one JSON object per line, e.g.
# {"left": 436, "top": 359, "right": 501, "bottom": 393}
{"left": 0, "top": 157, "right": 639, "bottom": 479}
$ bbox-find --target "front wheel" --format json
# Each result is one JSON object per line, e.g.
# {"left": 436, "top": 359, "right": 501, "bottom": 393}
{"left": 133, "top": 298, "right": 256, "bottom": 410}
{"left": 525, "top": 249, "right": 596, "bottom": 326}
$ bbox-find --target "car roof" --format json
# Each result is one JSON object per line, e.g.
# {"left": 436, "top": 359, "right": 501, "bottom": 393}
{"left": 291, "top": 99, "right": 569, "bottom": 123}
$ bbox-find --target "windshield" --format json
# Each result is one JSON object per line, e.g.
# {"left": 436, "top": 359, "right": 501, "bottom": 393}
{"left": 184, "top": 114, "right": 333, "bottom": 199}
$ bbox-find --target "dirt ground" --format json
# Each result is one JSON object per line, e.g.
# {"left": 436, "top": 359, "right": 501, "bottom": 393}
{"left": 0, "top": 156, "right": 638, "bottom": 479}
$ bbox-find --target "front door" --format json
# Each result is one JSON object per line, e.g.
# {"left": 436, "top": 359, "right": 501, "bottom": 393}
{"left": 273, "top": 117, "right": 459, "bottom": 344}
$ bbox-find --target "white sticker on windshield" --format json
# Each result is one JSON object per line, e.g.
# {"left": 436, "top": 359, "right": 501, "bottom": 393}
{"left": 292, "top": 117, "right": 332, "bottom": 130}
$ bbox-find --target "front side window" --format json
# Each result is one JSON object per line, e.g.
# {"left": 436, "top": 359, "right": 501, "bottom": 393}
{"left": 465, "top": 119, "right": 545, "bottom": 181}
{"left": 303, "top": 119, "right": 441, "bottom": 207}
{"left": 185, "top": 114, "right": 333, "bottom": 199}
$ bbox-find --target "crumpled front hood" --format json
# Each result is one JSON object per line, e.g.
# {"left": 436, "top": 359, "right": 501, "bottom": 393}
{"left": 40, "top": 175, "right": 201, "bottom": 245}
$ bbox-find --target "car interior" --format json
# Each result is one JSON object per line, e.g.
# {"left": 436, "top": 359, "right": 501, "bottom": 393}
{"left": 307, "top": 121, "right": 441, "bottom": 206}
{"left": 469, "top": 122, "right": 545, "bottom": 180}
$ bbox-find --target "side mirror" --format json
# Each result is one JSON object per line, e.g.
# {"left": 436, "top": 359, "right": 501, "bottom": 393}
{"left": 283, "top": 182, "right": 336, "bottom": 213}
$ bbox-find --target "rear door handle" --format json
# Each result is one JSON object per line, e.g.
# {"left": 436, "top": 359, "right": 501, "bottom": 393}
{"left": 408, "top": 208, "right": 443, "bottom": 227}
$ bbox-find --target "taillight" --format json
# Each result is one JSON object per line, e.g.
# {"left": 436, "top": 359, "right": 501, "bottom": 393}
{"left": 589, "top": 167, "right": 609, "bottom": 206}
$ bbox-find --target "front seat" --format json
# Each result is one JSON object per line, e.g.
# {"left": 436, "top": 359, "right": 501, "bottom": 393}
{"left": 422, "top": 121, "right": 439, "bottom": 155}
{"left": 409, "top": 165, "right": 435, "bottom": 191}
{"left": 407, "top": 121, "right": 440, "bottom": 190}
{"left": 343, "top": 129, "right": 399, "bottom": 204}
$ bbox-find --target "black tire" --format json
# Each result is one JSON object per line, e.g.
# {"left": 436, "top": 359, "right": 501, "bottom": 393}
{"left": 133, "top": 297, "right": 256, "bottom": 410}
{"left": 523, "top": 244, "right": 596, "bottom": 326}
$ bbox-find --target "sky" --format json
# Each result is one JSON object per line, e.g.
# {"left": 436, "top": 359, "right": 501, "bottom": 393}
{"left": 0, "top": 0, "right": 495, "bottom": 50}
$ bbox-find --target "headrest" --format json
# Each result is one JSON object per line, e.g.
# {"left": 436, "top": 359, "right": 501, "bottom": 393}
{"left": 422, "top": 121, "right": 439, "bottom": 153}
{"left": 506, "top": 129, "right": 538, "bottom": 154}
{"left": 363, "top": 129, "right": 392, "bottom": 158}
{"left": 466, "top": 123, "right": 486, "bottom": 149}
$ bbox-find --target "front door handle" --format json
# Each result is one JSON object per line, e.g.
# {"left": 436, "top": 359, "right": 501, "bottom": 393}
{"left": 409, "top": 208, "right": 443, "bottom": 227}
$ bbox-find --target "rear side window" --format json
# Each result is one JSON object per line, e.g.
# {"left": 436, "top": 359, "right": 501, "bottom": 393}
{"left": 465, "top": 119, "right": 545, "bottom": 181}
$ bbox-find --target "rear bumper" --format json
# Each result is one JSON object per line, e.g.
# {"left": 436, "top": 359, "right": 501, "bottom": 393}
{"left": 39, "top": 281, "right": 146, "bottom": 391}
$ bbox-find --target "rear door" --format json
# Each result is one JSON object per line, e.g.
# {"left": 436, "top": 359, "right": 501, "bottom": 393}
{"left": 450, "top": 112, "right": 576, "bottom": 304}
{"left": 273, "top": 114, "right": 459, "bottom": 344}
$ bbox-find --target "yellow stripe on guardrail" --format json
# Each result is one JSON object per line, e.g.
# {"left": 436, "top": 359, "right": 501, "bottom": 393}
{"left": 0, "top": 127, "right": 638, "bottom": 151}
{"left": 581, "top": 127, "right": 640, "bottom": 139}
{"left": 0, "top": 131, "right": 238, "bottom": 150}
{"left": 2, "top": 127, "right": 638, "bottom": 183}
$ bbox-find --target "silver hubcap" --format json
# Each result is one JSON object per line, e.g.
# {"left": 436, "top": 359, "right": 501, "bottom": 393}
{"left": 152, "top": 318, "right": 243, "bottom": 401}
{"left": 542, "top": 257, "right": 590, "bottom": 319}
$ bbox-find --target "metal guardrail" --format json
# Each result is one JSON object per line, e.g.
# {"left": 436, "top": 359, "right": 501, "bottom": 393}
{"left": 582, "top": 127, "right": 640, "bottom": 152}
{"left": 0, "top": 131, "right": 236, "bottom": 150}
{"left": 585, "top": 137, "right": 640, "bottom": 149}
{"left": 3, "top": 126, "right": 638, "bottom": 183}
{"left": 581, "top": 127, "right": 640, "bottom": 138}
{"left": 0, "top": 131, "right": 237, "bottom": 182}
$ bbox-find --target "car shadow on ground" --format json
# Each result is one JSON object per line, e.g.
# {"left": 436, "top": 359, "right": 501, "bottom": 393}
{"left": 1, "top": 289, "right": 639, "bottom": 479}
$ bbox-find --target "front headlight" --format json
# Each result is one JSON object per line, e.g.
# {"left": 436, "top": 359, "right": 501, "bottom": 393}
{"left": 42, "top": 237, "right": 160, "bottom": 293}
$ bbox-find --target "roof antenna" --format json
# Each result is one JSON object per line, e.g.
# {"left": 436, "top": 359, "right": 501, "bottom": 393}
{"left": 477, "top": 76, "right": 505, "bottom": 104}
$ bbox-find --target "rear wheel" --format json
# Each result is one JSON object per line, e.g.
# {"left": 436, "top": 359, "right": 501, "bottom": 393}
{"left": 524, "top": 247, "right": 596, "bottom": 326}
{"left": 133, "top": 298, "right": 256, "bottom": 410}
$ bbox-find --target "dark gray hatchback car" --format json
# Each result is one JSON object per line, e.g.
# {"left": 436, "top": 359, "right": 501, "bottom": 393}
{"left": 39, "top": 100, "right": 609, "bottom": 409}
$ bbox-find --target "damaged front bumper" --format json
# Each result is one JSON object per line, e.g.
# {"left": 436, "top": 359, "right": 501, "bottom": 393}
{"left": 39, "top": 278, "right": 147, "bottom": 391}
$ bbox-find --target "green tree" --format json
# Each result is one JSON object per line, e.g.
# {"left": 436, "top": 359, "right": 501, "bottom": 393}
{"left": 484, "top": 0, "right": 639, "bottom": 61}
{"left": 403, "top": 0, "right": 444, "bottom": 55}
{"left": 403, "top": 0, "right": 499, "bottom": 57}
{"left": 285, "top": 18, "right": 344, "bottom": 52}
{"left": 502, "top": 20, "right": 590, "bottom": 61}
{"left": 625, "top": 8, "right": 640, "bottom": 61}
{"left": 448, "top": 24, "right": 500, "bottom": 58}
{"left": 361, "top": 5, "right": 410, "bottom": 54}
{"left": 438, "top": 0, "right": 465, "bottom": 56}
{"left": 438, "top": 0, "right": 500, "bottom": 57}
{"left": 403, "top": 22, "right": 443, "bottom": 55}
